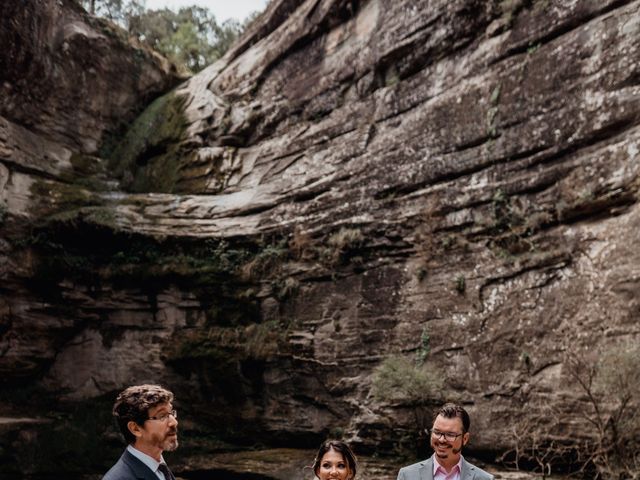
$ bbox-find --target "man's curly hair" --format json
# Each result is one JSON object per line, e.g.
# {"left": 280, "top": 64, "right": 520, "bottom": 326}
{"left": 112, "top": 384, "right": 174, "bottom": 444}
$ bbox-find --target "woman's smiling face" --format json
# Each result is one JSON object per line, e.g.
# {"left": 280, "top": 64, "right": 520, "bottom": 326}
{"left": 316, "top": 447, "right": 352, "bottom": 480}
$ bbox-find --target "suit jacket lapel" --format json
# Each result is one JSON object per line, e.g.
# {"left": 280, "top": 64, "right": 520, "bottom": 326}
{"left": 460, "top": 457, "right": 474, "bottom": 480}
{"left": 122, "top": 449, "right": 161, "bottom": 480}
{"left": 419, "top": 456, "right": 434, "bottom": 480}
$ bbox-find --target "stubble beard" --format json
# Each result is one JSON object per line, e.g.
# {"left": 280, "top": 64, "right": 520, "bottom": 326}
{"left": 160, "top": 429, "right": 179, "bottom": 452}
{"left": 433, "top": 441, "right": 450, "bottom": 459}
{"left": 433, "top": 440, "right": 463, "bottom": 460}
{"left": 164, "top": 438, "right": 179, "bottom": 451}
{"left": 163, "top": 434, "right": 179, "bottom": 451}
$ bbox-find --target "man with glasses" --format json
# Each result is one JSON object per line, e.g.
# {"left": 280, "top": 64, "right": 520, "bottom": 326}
{"left": 103, "top": 384, "right": 179, "bottom": 480}
{"left": 397, "top": 402, "right": 493, "bottom": 480}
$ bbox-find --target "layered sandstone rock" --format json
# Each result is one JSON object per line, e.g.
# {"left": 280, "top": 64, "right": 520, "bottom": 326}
{"left": 1, "top": 0, "right": 639, "bottom": 478}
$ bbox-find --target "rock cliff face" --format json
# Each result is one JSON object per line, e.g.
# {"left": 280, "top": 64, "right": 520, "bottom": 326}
{"left": 1, "top": 0, "right": 640, "bottom": 478}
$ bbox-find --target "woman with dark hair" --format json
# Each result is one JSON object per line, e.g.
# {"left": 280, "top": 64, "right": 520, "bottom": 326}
{"left": 312, "top": 440, "right": 357, "bottom": 480}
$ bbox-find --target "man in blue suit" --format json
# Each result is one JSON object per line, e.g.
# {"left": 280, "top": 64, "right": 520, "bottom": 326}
{"left": 103, "top": 384, "right": 179, "bottom": 480}
{"left": 397, "top": 403, "right": 493, "bottom": 480}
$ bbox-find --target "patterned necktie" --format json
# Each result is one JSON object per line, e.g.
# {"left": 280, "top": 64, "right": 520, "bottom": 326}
{"left": 157, "top": 463, "right": 175, "bottom": 480}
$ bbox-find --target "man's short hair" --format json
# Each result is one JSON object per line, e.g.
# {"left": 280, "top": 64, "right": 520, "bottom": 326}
{"left": 434, "top": 402, "right": 470, "bottom": 432}
{"left": 112, "top": 384, "right": 174, "bottom": 444}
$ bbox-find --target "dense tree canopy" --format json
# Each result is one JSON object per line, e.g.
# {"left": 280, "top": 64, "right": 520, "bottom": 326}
{"left": 129, "top": 7, "right": 243, "bottom": 72}
{"left": 76, "top": 0, "right": 247, "bottom": 72}
{"left": 77, "top": 0, "right": 145, "bottom": 24}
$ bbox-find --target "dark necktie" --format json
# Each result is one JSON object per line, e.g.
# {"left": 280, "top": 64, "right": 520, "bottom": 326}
{"left": 158, "top": 463, "right": 175, "bottom": 480}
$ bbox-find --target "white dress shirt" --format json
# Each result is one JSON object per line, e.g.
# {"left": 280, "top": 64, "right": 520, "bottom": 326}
{"left": 127, "top": 444, "right": 170, "bottom": 480}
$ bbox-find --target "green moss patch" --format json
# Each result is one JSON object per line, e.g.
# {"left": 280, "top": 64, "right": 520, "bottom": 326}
{"left": 24, "top": 223, "right": 251, "bottom": 289}
{"left": 108, "top": 91, "right": 190, "bottom": 193}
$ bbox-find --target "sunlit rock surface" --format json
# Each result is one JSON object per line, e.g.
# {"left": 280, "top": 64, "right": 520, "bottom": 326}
{"left": 1, "top": 0, "right": 640, "bottom": 478}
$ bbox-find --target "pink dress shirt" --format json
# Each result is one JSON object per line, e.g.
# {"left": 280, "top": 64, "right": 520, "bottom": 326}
{"left": 433, "top": 455, "right": 463, "bottom": 480}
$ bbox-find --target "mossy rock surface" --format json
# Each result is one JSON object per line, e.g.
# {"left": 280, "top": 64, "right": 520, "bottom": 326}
{"left": 109, "top": 91, "right": 189, "bottom": 193}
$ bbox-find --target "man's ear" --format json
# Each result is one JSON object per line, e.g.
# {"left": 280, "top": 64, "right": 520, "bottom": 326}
{"left": 462, "top": 432, "right": 470, "bottom": 446}
{"left": 127, "top": 420, "right": 143, "bottom": 439}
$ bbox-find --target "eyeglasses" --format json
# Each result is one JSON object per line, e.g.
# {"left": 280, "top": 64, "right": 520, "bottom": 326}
{"left": 147, "top": 409, "right": 178, "bottom": 422}
{"left": 428, "top": 428, "right": 464, "bottom": 442}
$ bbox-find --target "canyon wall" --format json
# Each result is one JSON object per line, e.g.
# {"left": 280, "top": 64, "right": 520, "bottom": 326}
{"left": 1, "top": 0, "right": 639, "bottom": 477}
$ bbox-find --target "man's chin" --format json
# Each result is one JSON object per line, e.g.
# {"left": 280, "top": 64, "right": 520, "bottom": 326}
{"left": 164, "top": 439, "right": 179, "bottom": 451}
{"left": 433, "top": 445, "right": 451, "bottom": 457}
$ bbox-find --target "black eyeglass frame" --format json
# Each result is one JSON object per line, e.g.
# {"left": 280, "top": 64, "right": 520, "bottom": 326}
{"left": 427, "top": 428, "right": 465, "bottom": 442}
{"left": 147, "top": 409, "right": 178, "bottom": 422}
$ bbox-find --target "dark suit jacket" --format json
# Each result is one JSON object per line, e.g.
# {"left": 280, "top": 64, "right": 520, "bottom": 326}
{"left": 103, "top": 449, "right": 160, "bottom": 480}
{"left": 397, "top": 455, "right": 494, "bottom": 480}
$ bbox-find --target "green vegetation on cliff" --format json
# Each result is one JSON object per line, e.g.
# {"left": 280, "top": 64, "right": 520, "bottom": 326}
{"left": 74, "top": 0, "right": 247, "bottom": 73}
{"left": 108, "top": 91, "right": 189, "bottom": 193}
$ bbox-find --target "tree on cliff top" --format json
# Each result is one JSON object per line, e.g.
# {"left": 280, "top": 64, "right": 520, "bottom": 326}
{"left": 77, "top": 0, "right": 144, "bottom": 24}
{"left": 75, "top": 0, "right": 245, "bottom": 73}
{"left": 128, "top": 6, "right": 243, "bottom": 72}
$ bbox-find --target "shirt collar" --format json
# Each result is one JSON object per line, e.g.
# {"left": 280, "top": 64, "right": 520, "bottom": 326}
{"left": 433, "top": 454, "right": 463, "bottom": 476}
{"left": 127, "top": 444, "right": 166, "bottom": 472}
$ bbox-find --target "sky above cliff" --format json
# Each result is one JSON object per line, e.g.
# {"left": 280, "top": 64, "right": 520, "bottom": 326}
{"left": 144, "top": 0, "right": 268, "bottom": 22}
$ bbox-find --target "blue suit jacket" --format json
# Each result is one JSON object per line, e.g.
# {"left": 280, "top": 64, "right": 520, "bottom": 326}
{"left": 397, "top": 455, "right": 494, "bottom": 480}
{"left": 103, "top": 449, "right": 159, "bottom": 480}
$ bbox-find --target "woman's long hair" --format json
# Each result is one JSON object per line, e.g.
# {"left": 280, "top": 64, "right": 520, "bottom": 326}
{"left": 312, "top": 440, "right": 357, "bottom": 479}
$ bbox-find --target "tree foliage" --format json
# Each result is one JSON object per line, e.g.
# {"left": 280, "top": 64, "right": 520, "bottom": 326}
{"left": 372, "top": 356, "right": 442, "bottom": 405}
{"left": 75, "top": 0, "right": 246, "bottom": 73}
{"left": 371, "top": 354, "right": 444, "bottom": 436}
{"left": 501, "top": 342, "right": 640, "bottom": 479}
{"left": 76, "top": 0, "right": 144, "bottom": 23}
{"left": 128, "top": 7, "right": 243, "bottom": 72}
